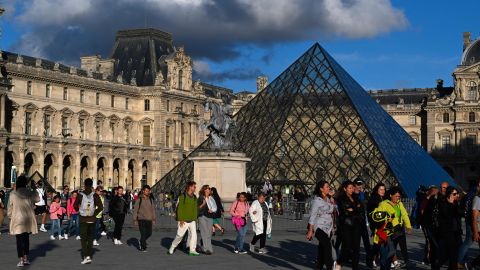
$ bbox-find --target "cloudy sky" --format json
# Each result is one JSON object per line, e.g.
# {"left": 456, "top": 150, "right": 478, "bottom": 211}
{"left": 1, "top": 0, "right": 478, "bottom": 91}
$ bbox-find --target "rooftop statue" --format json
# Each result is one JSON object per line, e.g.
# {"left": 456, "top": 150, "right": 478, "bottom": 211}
{"left": 200, "top": 97, "right": 235, "bottom": 150}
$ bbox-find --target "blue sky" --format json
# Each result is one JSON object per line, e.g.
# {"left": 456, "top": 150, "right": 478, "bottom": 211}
{"left": 1, "top": 0, "right": 478, "bottom": 92}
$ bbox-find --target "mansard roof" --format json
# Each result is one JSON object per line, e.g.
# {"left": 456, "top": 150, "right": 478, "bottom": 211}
{"left": 109, "top": 28, "right": 175, "bottom": 87}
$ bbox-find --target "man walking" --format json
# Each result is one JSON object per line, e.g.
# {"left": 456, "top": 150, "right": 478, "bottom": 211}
{"left": 133, "top": 185, "right": 156, "bottom": 252}
{"left": 73, "top": 178, "right": 103, "bottom": 265}
{"left": 168, "top": 181, "right": 200, "bottom": 256}
{"left": 109, "top": 186, "right": 128, "bottom": 245}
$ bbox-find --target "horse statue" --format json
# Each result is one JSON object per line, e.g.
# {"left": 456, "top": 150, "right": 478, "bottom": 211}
{"left": 200, "top": 98, "right": 235, "bottom": 150}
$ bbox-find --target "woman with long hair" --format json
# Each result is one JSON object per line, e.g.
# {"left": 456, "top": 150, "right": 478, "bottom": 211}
{"left": 210, "top": 187, "right": 225, "bottom": 236}
{"left": 8, "top": 175, "right": 40, "bottom": 267}
{"left": 336, "top": 180, "right": 363, "bottom": 270}
{"left": 197, "top": 185, "right": 217, "bottom": 255}
{"left": 307, "top": 181, "right": 336, "bottom": 270}
{"left": 367, "top": 182, "right": 387, "bottom": 267}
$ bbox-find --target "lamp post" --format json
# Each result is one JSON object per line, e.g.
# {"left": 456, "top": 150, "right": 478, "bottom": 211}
{"left": 73, "top": 176, "right": 76, "bottom": 190}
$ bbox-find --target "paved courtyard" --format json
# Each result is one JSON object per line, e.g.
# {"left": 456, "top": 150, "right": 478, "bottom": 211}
{"left": 0, "top": 215, "right": 478, "bottom": 269}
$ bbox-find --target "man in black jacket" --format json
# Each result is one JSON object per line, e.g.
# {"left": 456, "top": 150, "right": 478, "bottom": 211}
{"left": 109, "top": 186, "right": 128, "bottom": 245}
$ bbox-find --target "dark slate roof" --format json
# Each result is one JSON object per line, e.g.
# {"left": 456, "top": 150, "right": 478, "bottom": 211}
{"left": 462, "top": 39, "right": 480, "bottom": 66}
{"left": 109, "top": 28, "right": 175, "bottom": 86}
{"left": 368, "top": 88, "right": 431, "bottom": 105}
{"left": 201, "top": 82, "right": 235, "bottom": 100}
{"left": 2, "top": 51, "right": 116, "bottom": 82}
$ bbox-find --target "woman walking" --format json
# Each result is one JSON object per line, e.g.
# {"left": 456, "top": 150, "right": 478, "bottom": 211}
{"left": 336, "top": 180, "right": 363, "bottom": 270}
{"left": 67, "top": 191, "right": 80, "bottom": 240}
{"left": 210, "top": 187, "right": 225, "bottom": 236}
{"left": 49, "top": 195, "right": 66, "bottom": 240}
{"left": 197, "top": 185, "right": 216, "bottom": 254}
{"left": 307, "top": 181, "right": 336, "bottom": 270}
{"left": 7, "top": 175, "right": 40, "bottom": 267}
{"left": 230, "top": 192, "right": 250, "bottom": 254}
{"left": 249, "top": 192, "right": 272, "bottom": 254}
{"left": 434, "top": 186, "right": 462, "bottom": 270}
{"left": 367, "top": 182, "right": 386, "bottom": 268}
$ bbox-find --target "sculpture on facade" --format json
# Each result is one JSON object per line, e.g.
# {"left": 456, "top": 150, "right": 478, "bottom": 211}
{"left": 200, "top": 97, "right": 235, "bottom": 150}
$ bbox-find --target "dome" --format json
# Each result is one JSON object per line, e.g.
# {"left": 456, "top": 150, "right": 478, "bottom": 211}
{"left": 462, "top": 39, "right": 480, "bottom": 66}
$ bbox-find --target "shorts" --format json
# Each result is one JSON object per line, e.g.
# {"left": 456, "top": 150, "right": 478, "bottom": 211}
{"left": 213, "top": 218, "right": 221, "bottom": 225}
{"left": 35, "top": 205, "right": 47, "bottom": 215}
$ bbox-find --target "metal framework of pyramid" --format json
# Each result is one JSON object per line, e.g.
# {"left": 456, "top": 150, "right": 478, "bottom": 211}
{"left": 153, "top": 43, "right": 453, "bottom": 198}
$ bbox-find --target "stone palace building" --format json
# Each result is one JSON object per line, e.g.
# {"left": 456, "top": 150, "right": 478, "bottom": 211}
{"left": 0, "top": 28, "right": 479, "bottom": 190}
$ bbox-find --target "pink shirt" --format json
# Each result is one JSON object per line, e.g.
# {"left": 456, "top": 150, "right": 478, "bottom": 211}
{"left": 230, "top": 200, "right": 250, "bottom": 219}
{"left": 49, "top": 202, "right": 65, "bottom": 220}
{"left": 67, "top": 197, "right": 78, "bottom": 217}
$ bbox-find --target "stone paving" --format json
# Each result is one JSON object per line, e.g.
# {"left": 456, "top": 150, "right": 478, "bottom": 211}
{"left": 0, "top": 215, "right": 478, "bottom": 269}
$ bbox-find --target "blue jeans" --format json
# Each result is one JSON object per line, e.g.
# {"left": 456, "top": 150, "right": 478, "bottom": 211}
{"left": 92, "top": 218, "right": 101, "bottom": 240}
{"left": 458, "top": 223, "right": 473, "bottom": 264}
{"left": 50, "top": 219, "right": 62, "bottom": 237}
{"left": 68, "top": 214, "right": 79, "bottom": 236}
{"left": 235, "top": 225, "right": 248, "bottom": 251}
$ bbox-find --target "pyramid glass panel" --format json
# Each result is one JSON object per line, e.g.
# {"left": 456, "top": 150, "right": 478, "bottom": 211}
{"left": 153, "top": 44, "right": 454, "bottom": 197}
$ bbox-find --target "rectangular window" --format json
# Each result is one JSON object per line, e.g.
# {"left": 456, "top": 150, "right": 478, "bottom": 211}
{"left": 96, "top": 93, "right": 100, "bottom": 105}
{"left": 25, "top": 112, "right": 32, "bottom": 135}
{"left": 80, "top": 90, "right": 85, "bottom": 103}
{"left": 442, "top": 135, "right": 451, "bottom": 152}
{"left": 144, "top": 99, "right": 150, "bottom": 111}
{"left": 62, "top": 116, "right": 69, "bottom": 136}
{"left": 125, "top": 125, "right": 130, "bottom": 144}
{"left": 46, "top": 84, "right": 51, "bottom": 98}
{"left": 63, "top": 87, "right": 68, "bottom": 100}
{"left": 180, "top": 123, "right": 185, "bottom": 146}
{"left": 79, "top": 119, "right": 85, "bottom": 139}
{"left": 166, "top": 126, "right": 170, "bottom": 147}
{"left": 409, "top": 115, "right": 416, "bottom": 125}
{"left": 27, "top": 81, "right": 32, "bottom": 95}
{"left": 166, "top": 100, "right": 170, "bottom": 112}
{"left": 110, "top": 122, "right": 115, "bottom": 141}
{"left": 44, "top": 114, "right": 51, "bottom": 136}
{"left": 111, "top": 95, "right": 115, "bottom": 107}
{"left": 125, "top": 98, "right": 129, "bottom": 110}
{"left": 143, "top": 125, "right": 150, "bottom": 146}
{"left": 180, "top": 102, "right": 184, "bottom": 112}
{"left": 443, "top": 113, "right": 450, "bottom": 123}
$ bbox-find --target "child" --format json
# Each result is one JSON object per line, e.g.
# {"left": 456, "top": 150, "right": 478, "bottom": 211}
{"left": 49, "top": 195, "right": 66, "bottom": 240}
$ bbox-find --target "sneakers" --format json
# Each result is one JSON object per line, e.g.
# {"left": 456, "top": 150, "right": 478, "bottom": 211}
{"left": 188, "top": 251, "right": 200, "bottom": 256}
{"left": 234, "top": 249, "right": 239, "bottom": 254}
{"left": 239, "top": 250, "right": 247, "bottom": 254}
{"left": 93, "top": 240, "right": 99, "bottom": 246}
{"left": 81, "top": 257, "right": 92, "bottom": 265}
{"left": 17, "top": 260, "right": 24, "bottom": 267}
{"left": 39, "top": 226, "right": 47, "bottom": 232}
{"left": 258, "top": 248, "right": 267, "bottom": 254}
{"left": 167, "top": 247, "right": 175, "bottom": 255}
{"left": 58, "top": 235, "right": 64, "bottom": 240}
{"left": 64, "top": 234, "right": 68, "bottom": 240}
{"left": 249, "top": 245, "right": 255, "bottom": 253}
{"left": 23, "top": 260, "right": 30, "bottom": 265}
{"left": 76, "top": 236, "right": 81, "bottom": 240}
{"left": 114, "top": 239, "right": 123, "bottom": 245}
{"left": 50, "top": 236, "right": 55, "bottom": 240}
{"left": 100, "top": 231, "right": 107, "bottom": 236}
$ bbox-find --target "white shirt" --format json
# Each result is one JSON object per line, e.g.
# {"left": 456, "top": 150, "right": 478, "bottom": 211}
{"left": 35, "top": 188, "right": 46, "bottom": 206}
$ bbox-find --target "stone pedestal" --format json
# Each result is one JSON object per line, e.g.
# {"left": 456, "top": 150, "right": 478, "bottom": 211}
{"left": 189, "top": 151, "right": 250, "bottom": 215}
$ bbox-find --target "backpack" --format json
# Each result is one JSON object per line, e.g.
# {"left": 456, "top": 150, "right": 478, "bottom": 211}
{"left": 79, "top": 192, "right": 95, "bottom": 217}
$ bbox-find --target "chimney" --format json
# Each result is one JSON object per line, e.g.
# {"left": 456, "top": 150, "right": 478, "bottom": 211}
{"left": 464, "top": 32, "right": 472, "bottom": 51}
{"left": 80, "top": 55, "right": 101, "bottom": 73}
{"left": 256, "top": 76, "right": 268, "bottom": 93}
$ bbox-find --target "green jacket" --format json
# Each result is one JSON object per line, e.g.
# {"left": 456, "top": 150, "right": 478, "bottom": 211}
{"left": 176, "top": 194, "right": 198, "bottom": 222}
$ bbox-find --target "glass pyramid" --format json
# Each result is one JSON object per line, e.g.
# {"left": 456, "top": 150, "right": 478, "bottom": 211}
{"left": 153, "top": 43, "right": 453, "bottom": 198}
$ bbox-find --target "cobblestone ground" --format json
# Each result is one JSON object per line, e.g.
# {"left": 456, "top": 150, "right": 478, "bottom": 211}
{"left": 0, "top": 215, "right": 478, "bottom": 269}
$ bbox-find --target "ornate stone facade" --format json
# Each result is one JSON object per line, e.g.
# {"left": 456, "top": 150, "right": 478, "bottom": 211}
{"left": 0, "top": 29, "right": 236, "bottom": 190}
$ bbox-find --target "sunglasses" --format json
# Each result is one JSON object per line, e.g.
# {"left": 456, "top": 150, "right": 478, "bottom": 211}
{"left": 452, "top": 192, "right": 459, "bottom": 196}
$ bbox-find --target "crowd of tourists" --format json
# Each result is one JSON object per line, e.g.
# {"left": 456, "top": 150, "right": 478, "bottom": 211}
{"left": 2, "top": 176, "right": 480, "bottom": 270}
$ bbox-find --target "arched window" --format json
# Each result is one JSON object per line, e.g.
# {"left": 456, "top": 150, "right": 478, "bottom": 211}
{"left": 468, "top": 81, "right": 477, "bottom": 100}
{"left": 178, "top": 70, "right": 183, "bottom": 90}
{"left": 469, "top": 112, "right": 476, "bottom": 122}
{"left": 443, "top": 113, "right": 450, "bottom": 123}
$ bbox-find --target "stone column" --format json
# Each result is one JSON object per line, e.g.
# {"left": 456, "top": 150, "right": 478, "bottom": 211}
{"left": 0, "top": 94, "right": 5, "bottom": 129}
{"left": 123, "top": 159, "right": 129, "bottom": 187}
{"left": 56, "top": 153, "right": 63, "bottom": 188}
{"left": 74, "top": 153, "right": 81, "bottom": 190}
{"left": 0, "top": 145, "right": 5, "bottom": 187}
{"left": 174, "top": 120, "right": 179, "bottom": 146}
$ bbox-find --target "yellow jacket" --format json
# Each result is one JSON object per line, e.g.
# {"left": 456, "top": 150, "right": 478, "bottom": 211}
{"left": 372, "top": 200, "right": 411, "bottom": 244}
